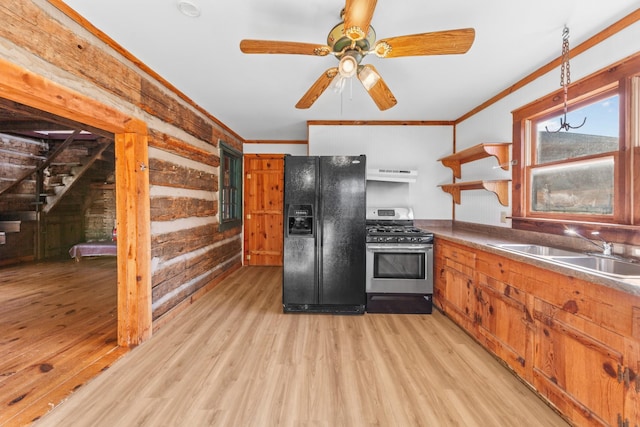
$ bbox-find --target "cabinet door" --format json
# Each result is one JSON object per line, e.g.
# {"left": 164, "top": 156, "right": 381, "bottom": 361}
{"left": 624, "top": 308, "right": 640, "bottom": 426}
{"left": 440, "top": 243, "right": 477, "bottom": 331}
{"left": 433, "top": 241, "right": 446, "bottom": 311}
{"left": 476, "top": 272, "right": 533, "bottom": 381}
{"left": 534, "top": 299, "right": 625, "bottom": 426}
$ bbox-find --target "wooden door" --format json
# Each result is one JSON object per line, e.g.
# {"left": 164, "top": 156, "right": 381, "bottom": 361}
{"left": 243, "top": 154, "right": 284, "bottom": 266}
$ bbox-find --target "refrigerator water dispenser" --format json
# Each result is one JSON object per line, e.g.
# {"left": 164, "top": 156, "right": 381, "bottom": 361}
{"left": 287, "top": 204, "right": 313, "bottom": 236}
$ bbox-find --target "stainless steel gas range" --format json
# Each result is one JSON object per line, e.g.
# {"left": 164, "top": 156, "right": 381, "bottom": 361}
{"left": 365, "top": 207, "right": 434, "bottom": 314}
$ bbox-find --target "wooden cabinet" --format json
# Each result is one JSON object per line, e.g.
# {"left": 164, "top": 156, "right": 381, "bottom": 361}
{"left": 533, "top": 298, "right": 625, "bottom": 426}
{"left": 438, "top": 242, "right": 477, "bottom": 331}
{"left": 437, "top": 143, "right": 511, "bottom": 206}
{"left": 434, "top": 238, "right": 640, "bottom": 427}
{"left": 475, "top": 252, "right": 534, "bottom": 382}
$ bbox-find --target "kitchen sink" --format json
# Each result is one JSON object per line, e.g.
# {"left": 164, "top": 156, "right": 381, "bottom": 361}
{"left": 488, "top": 243, "right": 582, "bottom": 257}
{"left": 489, "top": 243, "right": 640, "bottom": 279}
{"left": 549, "top": 256, "right": 640, "bottom": 279}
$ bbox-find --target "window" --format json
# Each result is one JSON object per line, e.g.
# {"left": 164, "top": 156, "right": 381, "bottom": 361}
{"left": 219, "top": 141, "right": 242, "bottom": 231}
{"left": 511, "top": 53, "right": 640, "bottom": 245}
{"left": 529, "top": 93, "right": 618, "bottom": 217}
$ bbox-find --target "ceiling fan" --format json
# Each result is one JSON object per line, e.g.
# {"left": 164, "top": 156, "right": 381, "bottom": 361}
{"left": 239, "top": 0, "right": 475, "bottom": 111}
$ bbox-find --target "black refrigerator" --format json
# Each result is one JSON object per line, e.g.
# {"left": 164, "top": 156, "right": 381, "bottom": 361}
{"left": 283, "top": 155, "right": 366, "bottom": 314}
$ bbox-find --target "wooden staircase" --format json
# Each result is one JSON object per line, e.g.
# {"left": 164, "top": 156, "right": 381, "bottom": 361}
{"left": 42, "top": 141, "right": 112, "bottom": 213}
{"left": 0, "top": 132, "right": 113, "bottom": 215}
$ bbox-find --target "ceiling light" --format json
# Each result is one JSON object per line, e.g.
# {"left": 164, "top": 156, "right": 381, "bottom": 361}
{"left": 358, "top": 66, "right": 380, "bottom": 90}
{"left": 177, "top": 1, "right": 201, "bottom": 17}
{"left": 338, "top": 55, "right": 358, "bottom": 78}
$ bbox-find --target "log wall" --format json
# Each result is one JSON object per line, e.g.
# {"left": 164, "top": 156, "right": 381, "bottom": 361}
{"left": 0, "top": 0, "right": 244, "bottom": 325}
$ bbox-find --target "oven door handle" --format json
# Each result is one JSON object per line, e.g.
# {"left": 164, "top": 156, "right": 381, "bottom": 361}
{"left": 366, "top": 244, "right": 432, "bottom": 251}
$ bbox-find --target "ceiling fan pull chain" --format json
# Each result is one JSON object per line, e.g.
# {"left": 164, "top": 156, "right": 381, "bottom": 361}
{"left": 349, "top": 76, "right": 354, "bottom": 100}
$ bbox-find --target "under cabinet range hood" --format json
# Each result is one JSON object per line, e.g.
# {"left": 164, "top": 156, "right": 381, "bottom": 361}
{"left": 366, "top": 168, "right": 418, "bottom": 183}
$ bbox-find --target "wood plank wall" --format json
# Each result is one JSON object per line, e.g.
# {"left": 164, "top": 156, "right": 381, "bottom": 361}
{"left": 0, "top": 1, "right": 243, "bottom": 327}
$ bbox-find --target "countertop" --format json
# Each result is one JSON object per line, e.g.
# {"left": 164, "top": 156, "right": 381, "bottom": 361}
{"left": 416, "top": 221, "right": 640, "bottom": 297}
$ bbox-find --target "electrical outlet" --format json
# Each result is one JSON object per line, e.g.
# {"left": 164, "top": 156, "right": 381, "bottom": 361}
{"left": 500, "top": 211, "right": 508, "bottom": 223}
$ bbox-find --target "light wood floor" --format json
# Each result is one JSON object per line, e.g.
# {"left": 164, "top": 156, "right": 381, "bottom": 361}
{"left": 35, "top": 265, "right": 569, "bottom": 426}
{"left": 0, "top": 257, "right": 125, "bottom": 426}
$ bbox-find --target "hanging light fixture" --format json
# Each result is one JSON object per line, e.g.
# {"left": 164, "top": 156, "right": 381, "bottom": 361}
{"left": 546, "top": 26, "right": 586, "bottom": 133}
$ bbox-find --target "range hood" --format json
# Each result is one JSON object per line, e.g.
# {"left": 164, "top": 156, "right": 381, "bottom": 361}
{"left": 366, "top": 168, "right": 418, "bottom": 183}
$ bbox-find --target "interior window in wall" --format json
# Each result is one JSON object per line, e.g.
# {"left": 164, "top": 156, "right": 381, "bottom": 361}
{"left": 219, "top": 141, "right": 242, "bottom": 231}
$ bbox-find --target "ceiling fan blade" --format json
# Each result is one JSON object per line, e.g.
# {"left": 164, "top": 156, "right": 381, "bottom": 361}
{"left": 240, "top": 39, "right": 331, "bottom": 56}
{"left": 296, "top": 68, "right": 339, "bottom": 109}
{"left": 357, "top": 65, "right": 397, "bottom": 111}
{"left": 374, "top": 28, "right": 475, "bottom": 58}
{"left": 343, "top": 0, "right": 377, "bottom": 41}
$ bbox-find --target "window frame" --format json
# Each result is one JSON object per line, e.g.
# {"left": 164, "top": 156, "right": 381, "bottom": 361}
{"left": 511, "top": 52, "right": 640, "bottom": 245}
{"left": 526, "top": 88, "right": 620, "bottom": 222}
{"left": 219, "top": 140, "right": 243, "bottom": 232}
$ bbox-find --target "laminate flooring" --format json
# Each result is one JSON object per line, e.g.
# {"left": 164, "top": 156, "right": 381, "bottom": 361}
{"left": 36, "top": 266, "right": 569, "bottom": 426}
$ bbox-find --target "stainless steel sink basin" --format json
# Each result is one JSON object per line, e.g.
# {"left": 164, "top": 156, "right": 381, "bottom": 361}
{"left": 489, "top": 243, "right": 640, "bottom": 279}
{"left": 489, "top": 243, "right": 582, "bottom": 257}
{"left": 549, "top": 256, "right": 640, "bottom": 279}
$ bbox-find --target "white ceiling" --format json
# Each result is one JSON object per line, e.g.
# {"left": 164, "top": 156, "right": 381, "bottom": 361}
{"left": 60, "top": 0, "right": 639, "bottom": 142}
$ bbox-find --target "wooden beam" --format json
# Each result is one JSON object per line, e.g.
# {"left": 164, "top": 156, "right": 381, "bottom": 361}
{"left": 115, "top": 132, "right": 152, "bottom": 346}
{"left": 244, "top": 140, "right": 308, "bottom": 145}
{"left": 307, "top": 120, "right": 455, "bottom": 127}
{"left": 0, "top": 57, "right": 146, "bottom": 134}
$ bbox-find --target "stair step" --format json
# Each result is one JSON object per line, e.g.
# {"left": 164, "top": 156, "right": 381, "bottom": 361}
{"left": 0, "top": 220, "right": 21, "bottom": 233}
{"left": 0, "top": 211, "right": 36, "bottom": 221}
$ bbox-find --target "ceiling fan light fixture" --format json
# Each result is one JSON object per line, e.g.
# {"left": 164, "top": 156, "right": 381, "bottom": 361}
{"left": 358, "top": 66, "right": 380, "bottom": 90}
{"left": 177, "top": 0, "right": 201, "bottom": 17}
{"left": 338, "top": 55, "right": 358, "bottom": 78}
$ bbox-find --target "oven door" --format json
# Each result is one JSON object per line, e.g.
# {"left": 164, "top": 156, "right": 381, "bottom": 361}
{"left": 366, "top": 244, "right": 433, "bottom": 294}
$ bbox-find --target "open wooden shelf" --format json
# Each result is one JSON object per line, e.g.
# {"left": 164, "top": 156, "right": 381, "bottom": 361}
{"left": 439, "top": 180, "right": 510, "bottom": 206}
{"left": 438, "top": 143, "right": 511, "bottom": 179}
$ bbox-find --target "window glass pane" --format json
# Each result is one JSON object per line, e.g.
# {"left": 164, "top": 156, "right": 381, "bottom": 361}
{"left": 219, "top": 142, "right": 242, "bottom": 229}
{"left": 535, "top": 95, "right": 619, "bottom": 164}
{"left": 530, "top": 157, "right": 614, "bottom": 214}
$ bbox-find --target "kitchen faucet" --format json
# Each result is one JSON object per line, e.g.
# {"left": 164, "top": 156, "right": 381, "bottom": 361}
{"left": 564, "top": 228, "right": 613, "bottom": 256}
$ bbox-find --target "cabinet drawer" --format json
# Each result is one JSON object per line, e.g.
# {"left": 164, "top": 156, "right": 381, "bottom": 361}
{"left": 442, "top": 244, "right": 476, "bottom": 265}
{"left": 442, "top": 244, "right": 476, "bottom": 276}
